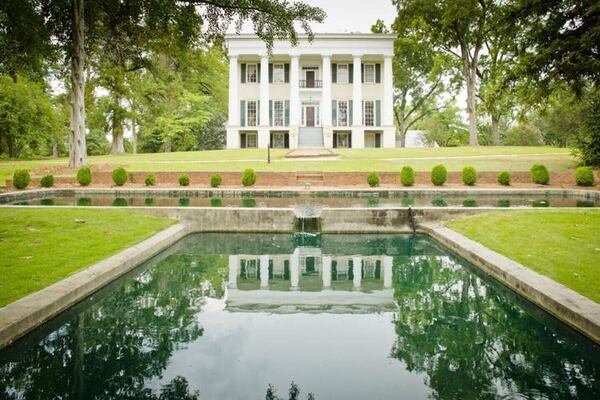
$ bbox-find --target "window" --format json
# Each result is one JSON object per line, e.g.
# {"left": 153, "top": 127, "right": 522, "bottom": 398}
{"left": 273, "top": 100, "right": 284, "bottom": 126}
{"left": 337, "top": 101, "right": 348, "bottom": 127}
{"left": 247, "top": 64, "right": 258, "bottom": 83}
{"left": 336, "top": 132, "right": 351, "bottom": 148}
{"left": 364, "top": 100, "right": 374, "bottom": 126}
{"left": 363, "top": 63, "right": 375, "bottom": 84}
{"left": 246, "top": 133, "right": 257, "bottom": 148}
{"left": 247, "top": 101, "right": 257, "bottom": 126}
{"left": 337, "top": 64, "right": 349, "bottom": 84}
{"left": 273, "top": 63, "right": 284, "bottom": 83}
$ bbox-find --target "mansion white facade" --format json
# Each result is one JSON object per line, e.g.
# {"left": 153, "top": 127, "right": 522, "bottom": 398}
{"left": 225, "top": 33, "right": 396, "bottom": 149}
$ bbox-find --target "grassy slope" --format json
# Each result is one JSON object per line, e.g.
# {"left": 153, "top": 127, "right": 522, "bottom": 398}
{"left": 446, "top": 210, "right": 600, "bottom": 303}
{"left": 0, "top": 146, "right": 574, "bottom": 186}
{"left": 0, "top": 208, "right": 174, "bottom": 307}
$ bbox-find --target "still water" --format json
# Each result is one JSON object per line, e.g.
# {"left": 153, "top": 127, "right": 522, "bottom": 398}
{"left": 0, "top": 234, "right": 598, "bottom": 399}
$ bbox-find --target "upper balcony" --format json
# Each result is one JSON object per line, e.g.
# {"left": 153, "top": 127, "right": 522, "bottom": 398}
{"left": 299, "top": 79, "right": 322, "bottom": 89}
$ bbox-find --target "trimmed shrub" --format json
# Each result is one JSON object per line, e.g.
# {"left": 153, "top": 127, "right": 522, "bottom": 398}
{"left": 431, "top": 164, "right": 447, "bottom": 186}
{"left": 241, "top": 198, "right": 256, "bottom": 207}
{"left": 575, "top": 166, "right": 595, "bottom": 186}
{"left": 144, "top": 174, "right": 156, "bottom": 186}
{"left": 400, "top": 166, "right": 415, "bottom": 187}
{"left": 497, "top": 171, "right": 511, "bottom": 186}
{"left": 179, "top": 197, "right": 190, "bottom": 206}
{"left": 531, "top": 164, "right": 550, "bottom": 185}
{"left": 179, "top": 174, "right": 190, "bottom": 186}
{"left": 462, "top": 166, "right": 477, "bottom": 186}
{"left": 241, "top": 169, "right": 256, "bottom": 187}
{"left": 40, "top": 174, "right": 54, "bottom": 188}
{"left": 210, "top": 174, "right": 222, "bottom": 188}
{"left": 367, "top": 171, "right": 380, "bottom": 187}
{"left": 210, "top": 197, "right": 223, "bottom": 207}
{"left": 76, "top": 167, "right": 92, "bottom": 186}
{"left": 112, "top": 167, "right": 128, "bottom": 186}
{"left": 13, "top": 169, "right": 31, "bottom": 189}
{"left": 112, "top": 197, "right": 128, "bottom": 207}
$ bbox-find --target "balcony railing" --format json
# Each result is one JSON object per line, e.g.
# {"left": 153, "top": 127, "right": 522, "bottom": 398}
{"left": 299, "top": 79, "right": 322, "bottom": 88}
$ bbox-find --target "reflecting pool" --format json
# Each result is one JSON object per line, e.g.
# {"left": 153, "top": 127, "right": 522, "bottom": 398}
{"left": 0, "top": 234, "right": 599, "bottom": 399}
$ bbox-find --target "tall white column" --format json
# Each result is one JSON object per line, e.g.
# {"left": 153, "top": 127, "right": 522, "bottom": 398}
{"left": 322, "top": 55, "right": 332, "bottom": 126}
{"left": 290, "top": 249, "right": 300, "bottom": 290}
{"left": 383, "top": 256, "right": 393, "bottom": 289}
{"left": 258, "top": 55, "right": 270, "bottom": 148}
{"left": 289, "top": 55, "right": 300, "bottom": 149}
{"left": 382, "top": 55, "right": 396, "bottom": 148}
{"left": 352, "top": 55, "right": 363, "bottom": 127}
{"left": 226, "top": 56, "right": 239, "bottom": 149}
{"left": 260, "top": 255, "right": 270, "bottom": 289}
{"left": 228, "top": 255, "right": 239, "bottom": 289}
{"left": 322, "top": 256, "right": 332, "bottom": 288}
{"left": 352, "top": 256, "right": 362, "bottom": 289}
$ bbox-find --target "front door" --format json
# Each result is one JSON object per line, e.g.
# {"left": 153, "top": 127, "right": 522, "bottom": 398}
{"left": 306, "top": 70, "right": 315, "bottom": 88}
{"left": 305, "top": 106, "right": 315, "bottom": 127}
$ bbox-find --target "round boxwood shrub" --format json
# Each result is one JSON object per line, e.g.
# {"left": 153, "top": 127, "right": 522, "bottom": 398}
{"left": 112, "top": 167, "right": 128, "bottom": 186}
{"left": 497, "top": 171, "right": 511, "bottom": 186}
{"left": 210, "top": 173, "right": 222, "bottom": 188}
{"left": 431, "top": 164, "right": 447, "bottom": 186}
{"left": 400, "top": 166, "right": 415, "bottom": 187}
{"left": 76, "top": 167, "right": 92, "bottom": 186}
{"left": 575, "top": 166, "right": 595, "bottom": 186}
{"left": 40, "top": 174, "right": 54, "bottom": 188}
{"left": 179, "top": 174, "right": 190, "bottom": 186}
{"left": 367, "top": 171, "right": 380, "bottom": 187}
{"left": 462, "top": 166, "right": 477, "bottom": 186}
{"left": 13, "top": 169, "right": 31, "bottom": 189}
{"left": 241, "top": 169, "right": 256, "bottom": 187}
{"left": 144, "top": 174, "right": 156, "bottom": 186}
{"left": 531, "top": 164, "right": 550, "bottom": 185}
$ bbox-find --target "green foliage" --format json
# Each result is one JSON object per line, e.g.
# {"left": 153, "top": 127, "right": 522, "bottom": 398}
{"left": 12, "top": 169, "right": 31, "bottom": 189}
{"left": 574, "top": 88, "right": 600, "bottom": 166}
{"left": 400, "top": 166, "right": 415, "bottom": 186}
{"left": 575, "top": 167, "right": 595, "bottom": 187}
{"left": 241, "top": 198, "right": 256, "bottom": 207}
{"left": 504, "top": 123, "right": 545, "bottom": 146}
{"left": 431, "top": 165, "right": 447, "bottom": 186}
{"left": 531, "top": 164, "right": 550, "bottom": 185}
{"left": 532, "top": 86, "right": 584, "bottom": 147}
{"left": 497, "top": 171, "right": 511, "bottom": 186}
{"left": 179, "top": 174, "right": 190, "bottom": 186}
{"left": 367, "top": 171, "right": 380, "bottom": 187}
{"left": 241, "top": 169, "right": 256, "bottom": 187}
{"left": 76, "top": 167, "right": 92, "bottom": 186}
{"left": 416, "top": 103, "right": 468, "bottom": 147}
{"left": 144, "top": 174, "right": 156, "bottom": 186}
{"left": 111, "top": 167, "right": 128, "bottom": 186}
{"left": 40, "top": 174, "right": 54, "bottom": 188}
{"left": 210, "top": 174, "right": 222, "bottom": 188}
{"left": 462, "top": 166, "right": 477, "bottom": 186}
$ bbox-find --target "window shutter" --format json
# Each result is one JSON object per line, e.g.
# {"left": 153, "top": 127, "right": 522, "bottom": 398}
{"left": 284, "top": 133, "right": 289, "bottom": 148}
{"left": 332, "top": 100, "right": 337, "bottom": 127}
{"left": 241, "top": 133, "right": 247, "bottom": 148}
{"left": 375, "top": 100, "right": 381, "bottom": 126}
{"left": 240, "top": 100, "right": 246, "bottom": 126}
{"left": 333, "top": 133, "right": 338, "bottom": 148}
{"left": 268, "top": 63, "right": 273, "bottom": 83}
{"left": 270, "top": 132, "right": 273, "bottom": 147}
{"left": 284, "top": 63, "right": 290, "bottom": 83}
{"left": 361, "top": 63, "right": 365, "bottom": 83}
{"left": 284, "top": 100, "right": 290, "bottom": 126}
{"left": 269, "top": 100, "right": 273, "bottom": 126}
{"left": 257, "top": 100, "right": 260, "bottom": 125}
{"left": 375, "top": 63, "right": 381, "bottom": 83}
{"left": 349, "top": 64, "right": 353, "bottom": 83}
{"left": 241, "top": 64, "right": 246, "bottom": 83}
{"left": 349, "top": 100, "right": 353, "bottom": 126}
{"left": 362, "top": 100, "right": 365, "bottom": 125}
{"left": 332, "top": 63, "right": 337, "bottom": 83}
{"left": 257, "top": 63, "right": 261, "bottom": 83}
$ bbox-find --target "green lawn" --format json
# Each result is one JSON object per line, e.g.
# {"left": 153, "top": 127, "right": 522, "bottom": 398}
{"left": 0, "top": 146, "right": 575, "bottom": 186}
{"left": 446, "top": 210, "right": 600, "bottom": 303}
{"left": 0, "top": 208, "right": 174, "bottom": 307}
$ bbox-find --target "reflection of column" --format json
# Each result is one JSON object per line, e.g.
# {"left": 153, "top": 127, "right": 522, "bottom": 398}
{"left": 290, "top": 249, "right": 300, "bottom": 290}
{"left": 260, "top": 255, "right": 270, "bottom": 289}
{"left": 352, "top": 256, "right": 362, "bottom": 289}
{"left": 228, "top": 255, "right": 239, "bottom": 289}
{"left": 322, "top": 256, "right": 332, "bottom": 288}
{"left": 383, "top": 256, "right": 393, "bottom": 288}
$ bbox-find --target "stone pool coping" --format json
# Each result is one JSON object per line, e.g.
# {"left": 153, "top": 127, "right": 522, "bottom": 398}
{"left": 0, "top": 223, "right": 192, "bottom": 350}
{"left": 421, "top": 223, "right": 600, "bottom": 344}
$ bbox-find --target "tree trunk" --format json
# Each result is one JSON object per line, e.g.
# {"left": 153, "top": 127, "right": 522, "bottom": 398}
{"left": 131, "top": 119, "right": 137, "bottom": 154}
{"left": 52, "top": 142, "right": 58, "bottom": 158}
{"left": 164, "top": 140, "right": 172, "bottom": 152}
{"left": 69, "top": 0, "right": 87, "bottom": 167}
{"left": 491, "top": 114, "right": 500, "bottom": 146}
{"left": 111, "top": 100, "right": 125, "bottom": 154}
{"left": 461, "top": 46, "right": 479, "bottom": 147}
{"left": 394, "top": 107, "right": 406, "bottom": 147}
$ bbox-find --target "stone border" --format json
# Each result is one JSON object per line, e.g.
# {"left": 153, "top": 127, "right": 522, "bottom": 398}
{"left": 0, "top": 223, "right": 192, "bottom": 350}
{"left": 421, "top": 224, "right": 600, "bottom": 344}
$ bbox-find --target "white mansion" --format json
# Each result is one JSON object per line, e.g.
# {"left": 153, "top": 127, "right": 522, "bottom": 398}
{"left": 225, "top": 33, "right": 396, "bottom": 149}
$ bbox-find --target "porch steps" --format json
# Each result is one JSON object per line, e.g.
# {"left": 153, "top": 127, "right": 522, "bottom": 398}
{"left": 295, "top": 171, "right": 325, "bottom": 186}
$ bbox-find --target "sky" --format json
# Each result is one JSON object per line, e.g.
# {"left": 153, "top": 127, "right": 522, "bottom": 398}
{"left": 303, "top": 0, "right": 397, "bottom": 33}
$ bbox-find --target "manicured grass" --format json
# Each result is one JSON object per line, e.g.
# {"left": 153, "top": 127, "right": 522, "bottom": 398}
{"left": 446, "top": 210, "right": 600, "bottom": 303}
{"left": 0, "top": 208, "right": 174, "bottom": 307}
{"left": 0, "top": 146, "right": 575, "bottom": 186}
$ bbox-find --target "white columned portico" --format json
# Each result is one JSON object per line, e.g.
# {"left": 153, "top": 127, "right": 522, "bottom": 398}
{"left": 258, "top": 55, "right": 270, "bottom": 148}
{"left": 352, "top": 256, "right": 362, "bottom": 289}
{"left": 289, "top": 55, "right": 300, "bottom": 149}
{"left": 352, "top": 55, "right": 364, "bottom": 148}
{"left": 228, "top": 255, "right": 239, "bottom": 289}
{"left": 382, "top": 55, "right": 395, "bottom": 147}
{"left": 260, "top": 255, "right": 270, "bottom": 289}
{"left": 322, "top": 256, "right": 332, "bottom": 288}
{"left": 322, "top": 55, "right": 333, "bottom": 148}
{"left": 226, "top": 56, "right": 239, "bottom": 149}
{"left": 383, "top": 256, "right": 393, "bottom": 288}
